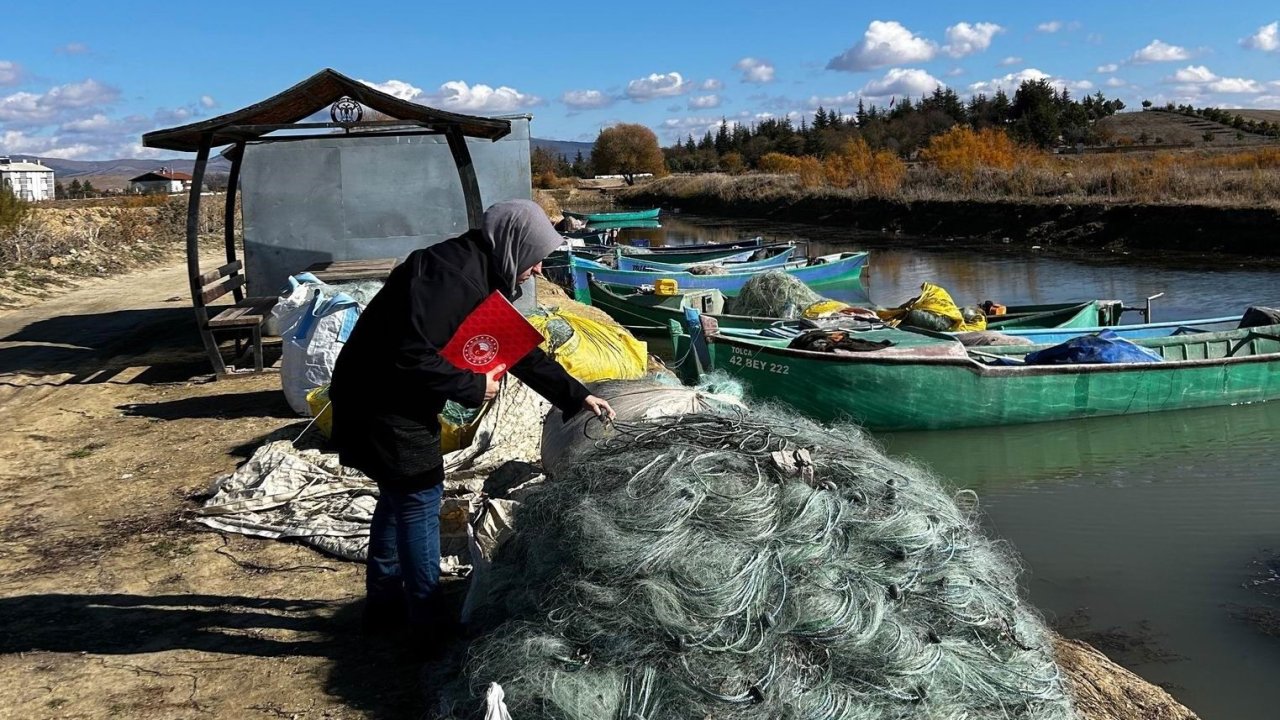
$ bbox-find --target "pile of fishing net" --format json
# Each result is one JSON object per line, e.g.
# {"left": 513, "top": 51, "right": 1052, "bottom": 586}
{"left": 728, "top": 270, "right": 824, "bottom": 317}
{"left": 445, "top": 398, "right": 1074, "bottom": 720}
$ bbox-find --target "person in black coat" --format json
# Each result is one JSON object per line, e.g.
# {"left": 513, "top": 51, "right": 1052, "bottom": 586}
{"left": 329, "top": 200, "right": 615, "bottom": 639}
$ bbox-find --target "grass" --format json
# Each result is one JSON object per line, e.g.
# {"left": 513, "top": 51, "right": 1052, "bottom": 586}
{"left": 625, "top": 143, "right": 1280, "bottom": 209}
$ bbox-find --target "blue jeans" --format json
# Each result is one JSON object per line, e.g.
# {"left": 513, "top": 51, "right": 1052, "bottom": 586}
{"left": 366, "top": 480, "right": 444, "bottom": 628}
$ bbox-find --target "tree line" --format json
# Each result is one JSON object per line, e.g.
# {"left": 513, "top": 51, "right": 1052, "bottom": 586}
{"left": 664, "top": 80, "right": 1124, "bottom": 173}
{"left": 1141, "top": 101, "right": 1280, "bottom": 139}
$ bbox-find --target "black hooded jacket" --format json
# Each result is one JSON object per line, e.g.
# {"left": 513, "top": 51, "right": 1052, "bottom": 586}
{"left": 328, "top": 231, "right": 589, "bottom": 490}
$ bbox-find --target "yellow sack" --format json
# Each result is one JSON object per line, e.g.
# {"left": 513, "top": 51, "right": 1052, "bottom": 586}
{"left": 305, "top": 383, "right": 480, "bottom": 452}
{"left": 875, "top": 282, "right": 987, "bottom": 332}
{"left": 306, "top": 385, "right": 334, "bottom": 438}
{"left": 528, "top": 308, "right": 648, "bottom": 382}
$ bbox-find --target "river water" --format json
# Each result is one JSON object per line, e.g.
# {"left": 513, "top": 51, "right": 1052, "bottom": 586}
{"left": 613, "top": 214, "right": 1280, "bottom": 719}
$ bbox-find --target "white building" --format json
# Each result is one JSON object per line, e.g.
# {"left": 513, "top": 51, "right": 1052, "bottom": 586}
{"left": 0, "top": 157, "right": 56, "bottom": 201}
{"left": 129, "top": 167, "right": 193, "bottom": 194}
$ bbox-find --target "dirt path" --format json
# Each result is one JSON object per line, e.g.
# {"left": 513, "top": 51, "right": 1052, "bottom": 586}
{"left": 0, "top": 258, "right": 417, "bottom": 720}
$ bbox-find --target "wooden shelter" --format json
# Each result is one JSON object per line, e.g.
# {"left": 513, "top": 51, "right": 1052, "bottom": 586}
{"left": 142, "top": 68, "right": 512, "bottom": 376}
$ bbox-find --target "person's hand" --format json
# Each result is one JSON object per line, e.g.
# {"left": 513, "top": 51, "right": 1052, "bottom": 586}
{"left": 483, "top": 364, "right": 507, "bottom": 402}
{"left": 583, "top": 395, "right": 615, "bottom": 421}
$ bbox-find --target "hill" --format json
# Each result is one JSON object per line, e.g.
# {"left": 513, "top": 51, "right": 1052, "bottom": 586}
{"left": 1097, "top": 110, "right": 1279, "bottom": 148}
{"left": 13, "top": 136, "right": 591, "bottom": 191}
{"left": 531, "top": 138, "right": 593, "bottom": 160}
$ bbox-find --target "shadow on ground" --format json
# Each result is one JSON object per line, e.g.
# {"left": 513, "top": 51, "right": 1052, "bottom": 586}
{"left": 119, "top": 390, "right": 297, "bottom": 421}
{"left": 0, "top": 592, "right": 444, "bottom": 719}
{"left": 0, "top": 307, "right": 283, "bottom": 385}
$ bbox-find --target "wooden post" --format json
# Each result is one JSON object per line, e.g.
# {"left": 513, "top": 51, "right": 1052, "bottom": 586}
{"left": 446, "top": 127, "right": 484, "bottom": 229}
{"left": 187, "top": 133, "right": 227, "bottom": 375}
{"left": 224, "top": 142, "right": 244, "bottom": 301}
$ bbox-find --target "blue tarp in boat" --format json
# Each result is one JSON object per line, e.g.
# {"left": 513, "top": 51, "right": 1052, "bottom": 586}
{"left": 1025, "top": 329, "right": 1164, "bottom": 365}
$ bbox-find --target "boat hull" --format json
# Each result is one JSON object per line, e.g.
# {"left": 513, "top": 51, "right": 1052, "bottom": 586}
{"left": 564, "top": 208, "right": 661, "bottom": 223}
{"left": 616, "top": 246, "right": 797, "bottom": 272}
{"left": 706, "top": 327, "right": 1280, "bottom": 431}
{"left": 571, "top": 253, "right": 869, "bottom": 304}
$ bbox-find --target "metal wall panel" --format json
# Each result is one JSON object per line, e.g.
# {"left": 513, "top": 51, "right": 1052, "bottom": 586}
{"left": 240, "top": 116, "right": 532, "bottom": 296}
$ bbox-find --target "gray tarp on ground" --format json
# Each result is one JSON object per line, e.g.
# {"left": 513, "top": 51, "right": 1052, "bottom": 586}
{"left": 194, "top": 377, "right": 552, "bottom": 568}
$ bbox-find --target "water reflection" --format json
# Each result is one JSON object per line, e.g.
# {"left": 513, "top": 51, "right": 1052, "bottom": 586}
{"left": 881, "top": 400, "right": 1280, "bottom": 489}
{"left": 646, "top": 213, "right": 1280, "bottom": 719}
{"left": 641, "top": 214, "right": 1280, "bottom": 318}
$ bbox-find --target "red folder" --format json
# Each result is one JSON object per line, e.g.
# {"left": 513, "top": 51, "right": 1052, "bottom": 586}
{"left": 440, "top": 291, "right": 544, "bottom": 379}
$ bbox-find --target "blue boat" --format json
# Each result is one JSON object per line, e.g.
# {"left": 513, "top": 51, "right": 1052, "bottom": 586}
{"left": 616, "top": 245, "right": 798, "bottom": 272}
{"left": 569, "top": 252, "right": 870, "bottom": 305}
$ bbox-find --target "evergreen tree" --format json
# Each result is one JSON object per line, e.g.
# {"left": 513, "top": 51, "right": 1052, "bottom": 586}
{"left": 68, "top": 179, "right": 83, "bottom": 199}
{"left": 855, "top": 99, "right": 867, "bottom": 126}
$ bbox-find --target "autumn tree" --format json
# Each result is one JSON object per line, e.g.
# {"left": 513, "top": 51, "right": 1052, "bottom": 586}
{"left": 592, "top": 124, "right": 668, "bottom": 185}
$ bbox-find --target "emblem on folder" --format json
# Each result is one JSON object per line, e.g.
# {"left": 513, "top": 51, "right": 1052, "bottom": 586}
{"left": 462, "top": 334, "right": 500, "bottom": 366}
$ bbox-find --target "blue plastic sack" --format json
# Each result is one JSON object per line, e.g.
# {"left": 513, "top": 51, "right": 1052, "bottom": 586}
{"left": 1024, "top": 329, "right": 1164, "bottom": 365}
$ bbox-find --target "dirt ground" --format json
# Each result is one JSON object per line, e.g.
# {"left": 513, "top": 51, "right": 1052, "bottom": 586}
{"left": 0, "top": 257, "right": 1199, "bottom": 720}
{"left": 0, "top": 256, "right": 419, "bottom": 720}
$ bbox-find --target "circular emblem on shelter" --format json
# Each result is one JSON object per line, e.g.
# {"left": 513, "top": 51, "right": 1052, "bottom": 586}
{"left": 462, "top": 334, "right": 500, "bottom": 366}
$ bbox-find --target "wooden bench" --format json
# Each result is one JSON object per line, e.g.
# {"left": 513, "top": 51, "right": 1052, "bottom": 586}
{"left": 193, "top": 260, "right": 277, "bottom": 375}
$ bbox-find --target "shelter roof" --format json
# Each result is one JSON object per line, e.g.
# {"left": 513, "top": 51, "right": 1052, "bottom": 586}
{"left": 143, "top": 68, "right": 511, "bottom": 152}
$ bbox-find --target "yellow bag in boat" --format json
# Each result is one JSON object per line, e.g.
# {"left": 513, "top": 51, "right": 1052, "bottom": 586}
{"left": 802, "top": 299, "right": 852, "bottom": 318}
{"left": 306, "top": 383, "right": 479, "bottom": 451}
{"left": 875, "top": 282, "right": 987, "bottom": 332}
{"left": 528, "top": 308, "right": 648, "bottom": 382}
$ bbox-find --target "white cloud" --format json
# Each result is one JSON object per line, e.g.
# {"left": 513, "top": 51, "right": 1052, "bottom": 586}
{"left": 360, "top": 78, "right": 541, "bottom": 111}
{"left": 1210, "top": 77, "right": 1265, "bottom": 93}
{"left": 1241, "top": 21, "right": 1280, "bottom": 52}
{"left": 0, "top": 79, "right": 120, "bottom": 126}
{"left": 199, "top": 95, "right": 217, "bottom": 109}
{"left": 429, "top": 81, "right": 542, "bottom": 111}
{"left": 658, "top": 116, "right": 739, "bottom": 141}
{"left": 561, "top": 89, "right": 614, "bottom": 110}
{"left": 1096, "top": 63, "right": 1119, "bottom": 73}
{"left": 860, "top": 67, "right": 945, "bottom": 99}
{"left": 688, "top": 94, "right": 722, "bottom": 109}
{"left": 946, "top": 67, "right": 966, "bottom": 77}
{"left": 1036, "top": 21, "right": 1064, "bottom": 33}
{"left": 701, "top": 78, "right": 725, "bottom": 91}
{"left": 1105, "top": 77, "right": 1127, "bottom": 88}
{"left": 1163, "top": 65, "right": 1265, "bottom": 93}
{"left": 56, "top": 43, "right": 89, "bottom": 55}
{"left": 1253, "top": 95, "right": 1280, "bottom": 106}
{"left": 734, "top": 57, "right": 775, "bottom": 84}
{"left": 999, "top": 56, "right": 1023, "bottom": 66}
{"left": 359, "top": 79, "right": 425, "bottom": 100}
{"left": 1130, "top": 39, "right": 1191, "bottom": 64}
{"left": 969, "top": 68, "right": 1050, "bottom": 94}
{"left": 1168, "top": 65, "right": 1216, "bottom": 83}
{"left": 60, "top": 113, "right": 112, "bottom": 132}
{"left": 827, "top": 20, "right": 937, "bottom": 72}
{"left": 0, "top": 61, "right": 23, "bottom": 87}
{"left": 942, "top": 22, "right": 1003, "bottom": 58}
{"left": 625, "top": 72, "right": 693, "bottom": 101}
{"left": 807, "top": 91, "right": 860, "bottom": 108}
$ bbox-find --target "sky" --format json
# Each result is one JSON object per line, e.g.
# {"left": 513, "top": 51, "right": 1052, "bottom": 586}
{"left": 3, "top": 1, "right": 1280, "bottom": 160}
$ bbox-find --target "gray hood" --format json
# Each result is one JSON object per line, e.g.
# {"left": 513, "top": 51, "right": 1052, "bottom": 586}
{"left": 480, "top": 199, "right": 563, "bottom": 300}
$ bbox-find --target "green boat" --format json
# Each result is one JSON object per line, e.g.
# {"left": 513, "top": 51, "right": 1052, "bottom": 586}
{"left": 694, "top": 324, "right": 1280, "bottom": 431}
{"left": 563, "top": 208, "right": 661, "bottom": 223}
{"left": 592, "top": 279, "right": 1121, "bottom": 337}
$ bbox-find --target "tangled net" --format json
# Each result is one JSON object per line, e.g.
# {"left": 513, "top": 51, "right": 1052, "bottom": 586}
{"left": 729, "top": 271, "right": 824, "bottom": 318}
{"left": 449, "top": 406, "right": 1074, "bottom": 720}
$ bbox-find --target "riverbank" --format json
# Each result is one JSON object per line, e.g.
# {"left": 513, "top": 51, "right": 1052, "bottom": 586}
{"left": 616, "top": 174, "right": 1280, "bottom": 264}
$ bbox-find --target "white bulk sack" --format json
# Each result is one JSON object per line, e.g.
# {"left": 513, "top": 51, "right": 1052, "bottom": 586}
{"left": 272, "top": 274, "right": 363, "bottom": 415}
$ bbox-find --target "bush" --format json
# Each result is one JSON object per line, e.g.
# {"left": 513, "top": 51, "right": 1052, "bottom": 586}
{"left": 720, "top": 152, "right": 746, "bottom": 175}
{"left": 920, "top": 126, "right": 1024, "bottom": 176}
{"left": 822, "top": 139, "right": 905, "bottom": 195}
{"left": 0, "top": 184, "right": 30, "bottom": 233}
{"left": 757, "top": 152, "right": 803, "bottom": 174}
{"left": 796, "top": 156, "right": 825, "bottom": 189}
